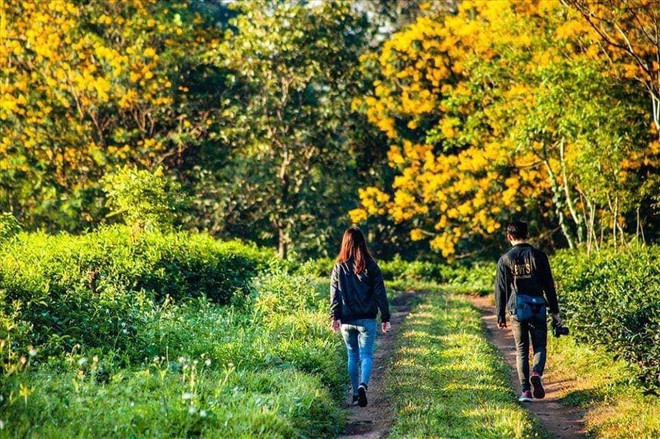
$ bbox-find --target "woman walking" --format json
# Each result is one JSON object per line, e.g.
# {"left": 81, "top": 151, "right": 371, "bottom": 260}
{"left": 330, "top": 226, "right": 391, "bottom": 407}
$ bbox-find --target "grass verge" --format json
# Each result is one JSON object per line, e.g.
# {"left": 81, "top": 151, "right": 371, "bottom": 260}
{"left": 2, "top": 275, "right": 346, "bottom": 438}
{"left": 546, "top": 335, "right": 660, "bottom": 439}
{"left": 387, "top": 291, "right": 546, "bottom": 438}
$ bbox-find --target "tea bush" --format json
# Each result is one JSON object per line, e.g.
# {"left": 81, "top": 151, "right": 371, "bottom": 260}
{"left": 378, "top": 256, "right": 495, "bottom": 295}
{"left": 441, "top": 261, "right": 496, "bottom": 295}
{"left": 2, "top": 242, "right": 345, "bottom": 437}
{"left": 379, "top": 256, "right": 449, "bottom": 282}
{"left": 553, "top": 246, "right": 660, "bottom": 392}
{"left": 0, "top": 226, "right": 273, "bottom": 360}
{"left": 0, "top": 213, "right": 21, "bottom": 242}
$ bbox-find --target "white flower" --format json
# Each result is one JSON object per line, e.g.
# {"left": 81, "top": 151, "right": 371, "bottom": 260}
{"left": 78, "top": 357, "right": 88, "bottom": 366}
{"left": 0, "top": 419, "right": 4, "bottom": 430}
{"left": 188, "top": 406, "right": 197, "bottom": 415}
{"left": 200, "top": 410, "right": 207, "bottom": 418}
{"left": 182, "top": 392, "right": 193, "bottom": 400}
{"left": 205, "top": 359, "right": 211, "bottom": 366}
{"left": 93, "top": 356, "right": 99, "bottom": 363}
{"left": 28, "top": 348, "right": 37, "bottom": 357}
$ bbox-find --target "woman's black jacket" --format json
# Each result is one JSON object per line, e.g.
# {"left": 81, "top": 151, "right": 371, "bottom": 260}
{"left": 330, "top": 258, "right": 391, "bottom": 323}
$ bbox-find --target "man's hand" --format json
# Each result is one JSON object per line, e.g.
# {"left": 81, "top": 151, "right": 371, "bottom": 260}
{"left": 498, "top": 319, "right": 507, "bottom": 329}
{"left": 331, "top": 319, "right": 341, "bottom": 333}
{"left": 382, "top": 322, "right": 392, "bottom": 333}
{"left": 552, "top": 314, "right": 563, "bottom": 327}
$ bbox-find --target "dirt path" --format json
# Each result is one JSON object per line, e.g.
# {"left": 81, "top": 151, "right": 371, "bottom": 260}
{"left": 338, "top": 291, "right": 421, "bottom": 439}
{"left": 470, "top": 295, "right": 587, "bottom": 439}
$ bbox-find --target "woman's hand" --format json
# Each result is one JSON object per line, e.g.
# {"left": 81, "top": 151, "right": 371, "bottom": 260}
{"left": 382, "top": 322, "right": 391, "bottom": 333}
{"left": 331, "top": 319, "right": 342, "bottom": 333}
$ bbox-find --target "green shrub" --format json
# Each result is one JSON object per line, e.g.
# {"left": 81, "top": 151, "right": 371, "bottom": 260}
{"left": 442, "top": 261, "right": 496, "bottom": 295}
{"left": 377, "top": 256, "right": 495, "bottom": 295}
{"left": 0, "top": 226, "right": 273, "bottom": 359}
{"left": 296, "top": 257, "right": 334, "bottom": 277}
{"left": 102, "top": 166, "right": 185, "bottom": 232}
{"left": 379, "top": 256, "right": 446, "bottom": 282}
{"left": 0, "top": 213, "right": 21, "bottom": 243}
{"left": 0, "top": 220, "right": 350, "bottom": 438}
{"left": 553, "top": 246, "right": 660, "bottom": 393}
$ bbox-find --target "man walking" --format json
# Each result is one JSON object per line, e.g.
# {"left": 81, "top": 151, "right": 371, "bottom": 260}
{"left": 495, "top": 221, "right": 563, "bottom": 402}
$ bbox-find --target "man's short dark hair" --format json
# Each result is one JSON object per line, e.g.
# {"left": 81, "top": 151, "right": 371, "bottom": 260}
{"left": 507, "top": 221, "right": 528, "bottom": 240}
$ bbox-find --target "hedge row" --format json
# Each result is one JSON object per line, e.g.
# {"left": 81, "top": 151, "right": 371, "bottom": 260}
{"left": 552, "top": 246, "right": 660, "bottom": 393}
{"left": 295, "top": 256, "right": 495, "bottom": 295}
{"left": 0, "top": 226, "right": 273, "bottom": 359}
{"left": 1, "top": 227, "right": 346, "bottom": 437}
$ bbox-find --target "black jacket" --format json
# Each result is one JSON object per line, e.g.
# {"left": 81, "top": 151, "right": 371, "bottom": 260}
{"left": 330, "top": 258, "right": 391, "bottom": 323}
{"left": 495, "top": 243, "right": 559, "bottom": 324}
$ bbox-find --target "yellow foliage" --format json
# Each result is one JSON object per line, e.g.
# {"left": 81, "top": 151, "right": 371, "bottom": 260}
{"left": 410, "top": 228, "right": 424, "bottom": 241}
{"left": 354, "top": 0, "right": 617, "bottom": 257}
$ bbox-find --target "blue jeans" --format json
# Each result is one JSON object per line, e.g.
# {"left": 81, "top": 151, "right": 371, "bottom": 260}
{"left": 341, "top": 318, "right": 377, "bottom": 395}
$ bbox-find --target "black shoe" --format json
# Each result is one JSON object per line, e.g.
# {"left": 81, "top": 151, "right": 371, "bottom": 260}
{"left": 357, "top": 383, "right": 368, "bottom": 407}
{"left": 351, "top": 395, "right": 359, "bottom": 406}
{"left": 530, "top": 373, "right": 545, "bottom": 399}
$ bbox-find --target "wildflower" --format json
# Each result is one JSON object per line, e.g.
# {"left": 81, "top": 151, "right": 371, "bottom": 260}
{"left": 28, "top": 347, "right": 37, "bottom": 357}
{"left": 93, "top": 356, "right": 99, "bottom": 363}
{"left": 182, "top": 392, "right": 193, "bottom": 400}
{"left": 78, "top": 357, "right": 88, "bottom": 366}
{"left": 0, "top": 419, "right": 4, "bottom": 430}
{"left": 205, "top": 359, "right": 211, "bottom": 366}
{"left": 200, "top": 410, "right": 207, "bottom": 418}
{"left": 188, "top": 406, "right": 197, "bottom": 414}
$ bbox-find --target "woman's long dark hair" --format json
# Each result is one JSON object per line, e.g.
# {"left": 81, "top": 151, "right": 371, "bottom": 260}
{"left": 337, "top": 226, "right": 373, "bottom": 274}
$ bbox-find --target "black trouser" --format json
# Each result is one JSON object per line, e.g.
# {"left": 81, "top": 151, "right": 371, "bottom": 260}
{"left": 511, "top": 315, "right": 547, "bottom": 392}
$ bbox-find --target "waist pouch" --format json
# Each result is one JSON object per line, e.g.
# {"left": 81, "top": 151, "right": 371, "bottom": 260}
{"left": 515, "top": 294, "right": 546, "bottom": 322}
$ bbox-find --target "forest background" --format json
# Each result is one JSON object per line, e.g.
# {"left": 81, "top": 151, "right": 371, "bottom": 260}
{"left": 1, "top": 0, "right": 659, "bottom": 260}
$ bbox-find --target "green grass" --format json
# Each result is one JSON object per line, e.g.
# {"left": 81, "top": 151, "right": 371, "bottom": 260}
{"left": 546, "top": 335, "right": 660, "bottom": 439}
{"left": 2, "top": 275, "right": 347, "bottom": 438}
{"left": 387, "top": 291, "right": 546, "bottom": 438}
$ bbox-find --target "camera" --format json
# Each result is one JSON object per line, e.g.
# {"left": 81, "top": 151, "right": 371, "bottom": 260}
{"left": 551, "top": 321, "right": 569, "bottom": 338}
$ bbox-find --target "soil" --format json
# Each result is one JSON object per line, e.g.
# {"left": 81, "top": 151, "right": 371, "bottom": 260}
{"left": 338, "top": 291, "right": 421, "bottom": 439}
{"left": 470, "top": 295, "right": 588, "bottom": 439}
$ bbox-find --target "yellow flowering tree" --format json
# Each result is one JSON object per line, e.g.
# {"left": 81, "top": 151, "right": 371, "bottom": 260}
{"left": 352, "top": 0, "right": 660, "bottom": 257}
{"left": 0, "top": 0, "right": 221, "bottom": 230}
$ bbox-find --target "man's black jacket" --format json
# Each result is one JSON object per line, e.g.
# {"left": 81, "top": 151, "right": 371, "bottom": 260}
{"left": 495, "top": 243, "right": 559, "bottom": 324}
{"left": 330, "top": 258, "right": 391, "bottom": 323}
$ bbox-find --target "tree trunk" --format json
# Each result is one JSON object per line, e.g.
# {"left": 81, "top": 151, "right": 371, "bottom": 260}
{"left": 278, "top": 226, "right": 288, "bottom": 259}
{"left": 543, "top": 159, "right": 575, "bottom": 249}
{"left": 559, "top": 140, "right": 585, "bottom": 244}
